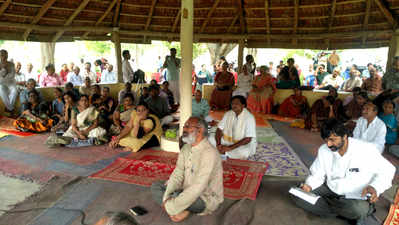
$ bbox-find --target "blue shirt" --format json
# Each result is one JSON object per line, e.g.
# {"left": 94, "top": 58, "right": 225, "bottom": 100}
{"left": 192, "top": 99, "right": 210, "bottom": 118}
{"left": 52, "top": 99, "right": 65, "bottom": 115}
{"left": 67, "top": 72, "right": 83, "bottom": 86}
{"left": 304, "top": 74, "right": 316, "bottom": 87}
{"left": 379, "top": 113, "right": 398, "bottom": 145}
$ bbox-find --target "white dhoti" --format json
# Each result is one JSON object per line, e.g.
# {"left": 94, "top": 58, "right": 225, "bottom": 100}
{"left": 0, "top": 83, "right": 18, "bottom": 111}
{"left": 208, "top": 133, "right": 256, "bottom": 160}
{"left": 168, "top": 80, "right": 180, "bottom": 104}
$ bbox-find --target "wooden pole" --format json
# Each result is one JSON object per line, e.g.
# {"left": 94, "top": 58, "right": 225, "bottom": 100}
{"left": 387, "top": 31, "right": 399, "bottom": 72}
{"left": 179, "top": 0, "right": 193, "bottom": 135}
{"left": 238, "top": 39, "right": 244, "bottom": 73}
{"left": 112, "top": 31, "right": 123, "bottom": 83}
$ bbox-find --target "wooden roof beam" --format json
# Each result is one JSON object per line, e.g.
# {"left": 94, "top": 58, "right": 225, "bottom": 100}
{"left": 293, "top": 0, "right": 299, "bottom": 44}
{"left": 113, "top": 0, "right": 121, "bottom": 27}
{"left": 327, "top": 0, "right": 337, "bottom": 32}
{"left": 362, "top": 0, "right": 372, "bottom": 45}
{"left": 374, "top": 0, "right": 397, "bottom": 28}
{"left": 200, "top": 0, "right": 221, "bottom": 33}
{"left": 227, "top": 13, "right": 239, "bottom": 33}
{"left": 145, "top": 0, "right": 157, "bottom": 31}
{"left": 52, "top": 0, "right": 91, "bottom": 42}
{"left": 265, "top": 0, "right": 270, "bottom": 44}
{"left": 23, "top": 0, "right": 56, "bottom": 41}
{"left": 0, "top": 0, "right": 11, "bottom": 17}
{"left": 237, "top": 0, "right": 245, "bottom": 34}
{"left": 83, "top": 0, "right": 118, "bottom": 38}
{"left": 171, "top": 9, "right": 180, "bottom": 33}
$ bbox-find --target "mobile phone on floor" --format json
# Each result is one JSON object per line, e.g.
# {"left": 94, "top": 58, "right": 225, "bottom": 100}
{"left": 129, "top": 206, "right": 148, "bottom": 216}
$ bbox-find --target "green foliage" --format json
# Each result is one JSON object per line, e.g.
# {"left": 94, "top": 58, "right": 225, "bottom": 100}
{"left": 84, "top": 41, "right": 113, "bottom": 56}
{"left": 163, "top": 42, "right": 207, "bottom": 60}
{"left": 0, "top": 40, "right": 4, "bottom": 46}
{"left": 282, "top": 49, "right": 344, "bottom": 62}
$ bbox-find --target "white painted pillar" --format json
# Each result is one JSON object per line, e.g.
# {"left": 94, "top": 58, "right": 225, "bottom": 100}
{"left": 112, "top": 31, "right": 123, "bottom": 83}
{"left": 179, "top": 0, "right": 193, "bottom": 134}
{"left": 238, "top": 40, "right": 244, "bottom": 73}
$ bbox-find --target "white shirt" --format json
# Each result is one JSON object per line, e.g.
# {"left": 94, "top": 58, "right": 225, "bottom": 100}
{"left": 101, "top": 70, "right": 116, "bottom": 84}
{"left": 306, "top": 138, "right": 395, "bottom": 197}
{"left": 122, "top": 59, "right": 134, "bottom": 83}
{"left": 67, "top": 72, "right": 83, "bottom": 86}
{"left": 82, "top": 70, "right": 97, "bottom": 84}
{"left": 164, "top": 56, "right": 181, "bottom": 81}
{"left": 15, "top": 72, "right": 25, "bottom": 83}
{"left": 321, "top": 74, "right": 344, "bottom": 88}
{"left": 353, "top": 116, "right": 386, "bottom": 153}
{"left": 218, "top": 109, "right": 257, "bottom": 159}
{"left": 25, "top": 71, "right": 37, "bottom": 82}
{"left": 236, "top": 72, "right": 253, "bottom": 93}
{"left": 0, "top": 61, "right": 16, "bottom": 85}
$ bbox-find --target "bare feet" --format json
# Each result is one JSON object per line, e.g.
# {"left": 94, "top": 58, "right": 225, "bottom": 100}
{"left": 170, "top": 210, "right": 190, "bottom": 222}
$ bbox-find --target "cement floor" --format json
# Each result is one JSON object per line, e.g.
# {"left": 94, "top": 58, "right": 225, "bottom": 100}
{"left": 0, "top": 121, "right": 396, "bottom": 225}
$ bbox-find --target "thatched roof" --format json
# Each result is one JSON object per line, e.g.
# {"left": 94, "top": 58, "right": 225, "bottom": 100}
{"left": 0, "top": 0, "right": 398, "bottom": 49}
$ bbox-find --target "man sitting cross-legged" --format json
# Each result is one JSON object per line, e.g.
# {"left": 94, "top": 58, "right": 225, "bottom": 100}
{"left": 209, "top": 95, "right": 257, "bottom": 160}
{"left": 151, "top": 117, "right": 224, "bottom": 223}
{"left": 353, "top": 102, "right": 386, "bottom": 153}
{"left": 292, "top": 118, "right": 395, "bottom": 225}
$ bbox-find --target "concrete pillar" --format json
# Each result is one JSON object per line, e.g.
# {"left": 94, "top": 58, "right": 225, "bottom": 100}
{"left": 179, "top": 0, "right": 193, "bottom": 134}
{"left": 112, "top": 31, "right": 123, "bottom": 83}
{"left": 238, "top": 40, "right": 244, "bottom": 73}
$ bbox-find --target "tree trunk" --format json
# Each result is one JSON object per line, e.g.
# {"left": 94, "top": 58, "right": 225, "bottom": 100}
{"left": 206, "top": 43, "right": 237, "bottom": 65}
{"left": 40, "top": 42, "right": 55, "bottom": 71}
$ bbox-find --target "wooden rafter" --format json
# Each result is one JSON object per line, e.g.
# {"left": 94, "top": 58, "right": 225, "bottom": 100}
{"left": 52, "top": 0, "right": 91, "bottom": 42}
{"left": 83, "top": 0, "right": 118, "bottom": 38}
{"left": 362, "top": 0, "right": 372, "bottom": 45}
{"left": 145, "top": 0, "right": 157, "bottom": 30}
{"left": 374, "top": 0, "right": 397, "bottom": 28}
{"left": 23, "top": 0, "right": 56, "bottom": 41}
{"left": 293, "top": 0, "right": 299, "bottom": 44}
{"left": 227, "top": 13, "right": 239, "bottom": 33}
{"left": 237, "top": 0, "right": 245, "bottom": 33}
{"left": 200, "top": 0, "right": 221, "bottom": 33}
{"left": 327, "top": 0, "right": 337, "bottom": 32}
{"left": 265, "top": 0, "right": 270, "bottom": 44}
{"left": 113, "top": 0, "right": 121, "bottom": 27}
{"left": 0, "top": 0, "right": 11, "bottom": 17}
{"left": 171, "top": 9, "right": 180, "bottom": 33}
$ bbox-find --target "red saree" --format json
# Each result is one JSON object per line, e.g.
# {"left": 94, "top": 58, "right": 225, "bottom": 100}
{"left": 278, "top": 95, "right": 309, "bottom": 118}
{"left": 210, "top": 71, "right": 235, "bottom": 110}
{"left": 247, "top": 75, "right": 276, "bottom": 114}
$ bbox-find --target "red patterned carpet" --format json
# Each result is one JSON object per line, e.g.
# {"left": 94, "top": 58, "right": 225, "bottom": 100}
{"left": 384, "top": 188, "right": 399, "bottom": 225}
{"left": 90, "top": 150, "right": 268, "bottom": 200}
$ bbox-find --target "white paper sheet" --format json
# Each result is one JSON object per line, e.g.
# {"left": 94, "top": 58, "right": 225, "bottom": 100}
{"left": 289, "top": 187, "right": 320, "bottom": 205}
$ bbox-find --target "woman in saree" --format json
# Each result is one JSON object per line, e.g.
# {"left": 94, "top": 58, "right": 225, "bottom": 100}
{"left": 110, "top": 93, "right": 136, "bottom": 135}
{"left": 209, "top": 61, "right": 235, "bottom": 110}
{"left": 342, "top": 91, "right": 368, "bottom": 133}
{"left": 247, "top": 65, "right": 277, "bottom": 114}
{"left": 50, "top": 91, "right": 77, "bottom": 134}
{"left": 305, "top": 95, "right": 337, "bottom": 132}
{"left": 278, "top": 87, "right": 309, "bottom": 118}
{"left": 14, "top": 90, "right": 53, "bottom": 132}
{"left": 109, "top": 102, "right": 162, "bottom": 152}
{"left": 62, "top": 94, "right": 107, "bottom": 146}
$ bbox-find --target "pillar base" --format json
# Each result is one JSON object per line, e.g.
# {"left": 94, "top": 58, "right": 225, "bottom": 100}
{"left": 160, "top": 136, "right": 179, "bottom": 153}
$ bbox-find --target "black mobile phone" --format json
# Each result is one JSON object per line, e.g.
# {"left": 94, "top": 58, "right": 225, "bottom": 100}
{"left": 129, "top": 206, "right": 148, "bottom": 216}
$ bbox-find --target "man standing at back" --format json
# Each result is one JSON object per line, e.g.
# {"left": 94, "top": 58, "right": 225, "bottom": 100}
{"left": 122, "top": 50, "right": 134, "bottom": 83}
{"left": 163, "top": 48, "right": 180, "bottom": 104}
{"left": 151, "top": 117, "right": 224, "bottom": 222}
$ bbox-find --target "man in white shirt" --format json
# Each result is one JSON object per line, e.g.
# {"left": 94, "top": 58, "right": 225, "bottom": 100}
{"left": 353, "top": 102, "right": 386, "bottom": 153}
{"left": 209, "top": 95, "right": 257, "bottom": 159}
{"left": 318, "top": 67, "right": 344, "bottom": 90}
{"left": 25, "top": 63, "right": 37, "bottom": 82}
{"left": 14, "top": 62, "right": 26, "bottom": 87}
{"left": 0, "top": 49, "right": 18, "bottom": 114}
{"left": 163, "top": 48, "right": 181, "bottom": 103}
{"left": 101, "top": 64, "right": 116, "bottom": 84}
{"left": 67, "top": 66, "right": 83, "bottom": 86}
{"left": 122, "top": 50, "right": 134, "bottom": 83}
{"left": 292, "top": 119, "right": 395, "bottom": 225}
{"left": 82, "top": 62, "right": 97, "bottom": 84}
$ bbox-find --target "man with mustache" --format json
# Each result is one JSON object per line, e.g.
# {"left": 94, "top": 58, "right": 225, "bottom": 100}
{"left": 151, "top": 117, "right": 223, "bottom": 222}
{"left": 292, "top": 118, "right": 395, "bottom": 225}
{"left": 353, "top": 102, "right": 386, "bottom": 153}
